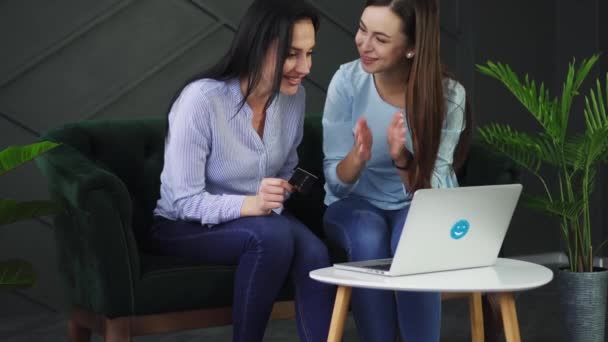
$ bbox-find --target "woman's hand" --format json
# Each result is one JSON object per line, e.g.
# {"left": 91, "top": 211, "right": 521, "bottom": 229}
{"left": 387, "top": 112, "right": 409, "bottom": 165}
{"left": 352, "top": 117, "right": 373, "bottom": 165}
{"left": 242, "top": 178, "right": 294, "bottom": 216}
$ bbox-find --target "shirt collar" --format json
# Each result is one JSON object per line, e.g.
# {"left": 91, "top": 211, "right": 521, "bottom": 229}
{"left": 226, "top": 78, "right": 280, "bottom": 120}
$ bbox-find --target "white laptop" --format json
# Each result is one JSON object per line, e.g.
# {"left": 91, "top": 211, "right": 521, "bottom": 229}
{"left": 334, "top": 184, "right": 522, "bottom": 276}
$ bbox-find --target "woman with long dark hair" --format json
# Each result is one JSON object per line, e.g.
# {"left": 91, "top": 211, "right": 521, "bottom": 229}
{"left": 151, "top": 1, "right": 334, "bottom": 341}
{"left": 322, "top": 0, "right": 472, "bottom": 340}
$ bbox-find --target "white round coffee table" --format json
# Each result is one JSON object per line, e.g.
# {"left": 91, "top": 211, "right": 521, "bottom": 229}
{"left": 310, "top": 258, "right": 553, "bottom": 342}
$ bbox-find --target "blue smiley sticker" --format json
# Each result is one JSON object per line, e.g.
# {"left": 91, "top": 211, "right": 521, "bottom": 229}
{"left": 450, "top": 219, "right": 470, "bottom": 240}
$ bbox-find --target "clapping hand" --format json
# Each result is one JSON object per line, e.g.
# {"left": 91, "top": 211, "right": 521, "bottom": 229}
{"left": 387, "top": 112, "right": 408, "bottom": 164}
{"left": 353, "top": 117, "right": 373, "bottom": 164}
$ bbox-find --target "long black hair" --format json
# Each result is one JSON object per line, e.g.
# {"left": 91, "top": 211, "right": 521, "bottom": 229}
{"left": 166, "top": 0, "right": 320, "bottom": 136}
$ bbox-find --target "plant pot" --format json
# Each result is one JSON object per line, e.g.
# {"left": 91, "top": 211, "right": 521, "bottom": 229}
{"left": 556, "top": 267, "right": 608, "bottom": 342}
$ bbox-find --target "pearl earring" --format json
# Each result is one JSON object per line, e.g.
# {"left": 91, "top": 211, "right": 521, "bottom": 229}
{"left": 406, "top": 52, "right": 415, "bottom": 59}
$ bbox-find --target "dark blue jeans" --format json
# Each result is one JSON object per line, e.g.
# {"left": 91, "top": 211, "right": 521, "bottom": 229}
{"left": 323, "top": 197, "right": 441, "bottom": 342}
{"left": 151, "top": 213, "right": 335, "bottom": 342}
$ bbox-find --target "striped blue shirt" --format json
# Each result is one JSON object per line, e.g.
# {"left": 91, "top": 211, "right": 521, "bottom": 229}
{"left": 154, "top": 78, "right": 305, "bottom": 225}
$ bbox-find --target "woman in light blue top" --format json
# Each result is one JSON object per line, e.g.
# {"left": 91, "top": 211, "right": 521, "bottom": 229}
{"left": 322, "top": 0, "right": 472, "bottom": 341}
{"left": 151, "top": 1, "right": 334, "bottom": 341}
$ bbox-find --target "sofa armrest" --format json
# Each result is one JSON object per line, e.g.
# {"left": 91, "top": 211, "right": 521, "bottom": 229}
{"left": 36, "top": 145, "right": 141, "bottom": 315}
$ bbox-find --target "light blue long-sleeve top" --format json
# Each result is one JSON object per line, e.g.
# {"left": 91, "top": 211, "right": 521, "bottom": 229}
{"left": 154, "top": 78, "right": 304, "bottom": 225}
{"left": 322, "top": 60, "right": 466, "bottom": 209}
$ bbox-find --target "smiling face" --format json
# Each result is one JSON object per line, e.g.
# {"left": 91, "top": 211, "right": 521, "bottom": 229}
{"left": 258, "top": 19, "right": 316, "bottom": 96}
{"left": 450, "top": 220, "right": 470, "bottom": 240}
{"left": 355, "top": 6, "right": 413, "bottom": 74}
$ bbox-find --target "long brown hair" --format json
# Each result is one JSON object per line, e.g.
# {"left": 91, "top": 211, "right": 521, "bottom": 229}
{"left": 366, "top": 0, "right": 472, "bottom": 192}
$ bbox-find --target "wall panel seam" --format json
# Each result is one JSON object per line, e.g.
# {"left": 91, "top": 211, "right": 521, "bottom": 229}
{"left": 85, "top": 22, "right": 225, "bottom": 119}
{"left": 0, "top": 0, "right": 137, "bottom": 90}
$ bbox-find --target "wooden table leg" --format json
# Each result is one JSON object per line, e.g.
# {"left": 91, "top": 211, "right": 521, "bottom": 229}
{"left": 327, "top": 286, "right": 352, "bottom": 342}
{"left": 496, "top": 292, "right": 520, "bottom": 342}
{"left": 104, "top": 317, "right": 130, "bottom": 342}
{"left": 469, "top": 292, "right": 484, "bottom": 342}
{"left": 68, "top": 319, "right": 91, "bottom": 342}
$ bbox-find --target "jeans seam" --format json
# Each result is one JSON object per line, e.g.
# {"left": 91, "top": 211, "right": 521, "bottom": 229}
{"left": 295, "top": 284, "right": 313, "bottom": 342}
{"left": 233, "top": 228, "right": 262, "bottom": 341}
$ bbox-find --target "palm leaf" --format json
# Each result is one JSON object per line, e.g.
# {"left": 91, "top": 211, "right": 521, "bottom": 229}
{"left": 563, "top": 134, "right": 594, "bottom": 170}
{"left": 535, "top": 133, "right": 563, "bottom": 167}
{"left": 0, "top": 199, "right": 63, "bottom": 226}
{"left": 579, "top": 77, "right": 608, "bottom": 168}
{"left": 582, "top": 129, "right": 608, "bottom": 169}
{"left": 0, "top": 141, "right": 60, "bottom": 175}
{"left": 0, "top": 259, "right": 35, "bottom": 290}
{"left": 478, "top": 124, "right": 545, "bottom": 173}
{"left": 584, "top": 74, "right": 608, "bottom": 133}
{"left": 477, "top": 62, "right": 560, "bottom": 140}
{"left": 521, "top": 193, "right": 584, "bottom": 220}
{"left": 560, "top": 55, "right": 601, "bottom": 140}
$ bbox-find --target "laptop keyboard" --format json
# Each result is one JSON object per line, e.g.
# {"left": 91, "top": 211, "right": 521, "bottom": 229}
{"left": 363, "top": 263, "right": 392, "bottom": 271}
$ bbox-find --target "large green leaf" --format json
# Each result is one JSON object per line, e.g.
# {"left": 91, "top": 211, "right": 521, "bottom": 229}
{"left": 0, "top": 199, "right": 63, "bottom": 226}
{"left": 584, "top": 73, "right": 608, "bottom": 133}
{"left": 476, "top": 62, "right": 561, "bottom": 140}
{"left": 0, "top": 259, "right": 35, "bottom": 290}
{"left": 560, "top": 55, "right": 601, "bottom": 140}
{"left": 478, "top": 123, "right": 543, "bottom": 173}
{"left": 563, "top": 134, "right": 598, "bottom": 170}
{"left": 521, "top": 193, "right": 584, "bottom": 220}
{"left": 580, "top": 74, "right": 608, "bottom": 167}
{"left": 0, "top": 141, "right": 60, "bottom": 175}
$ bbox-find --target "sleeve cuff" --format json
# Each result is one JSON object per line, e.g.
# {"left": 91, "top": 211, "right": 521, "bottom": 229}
{"left": 431, "top": 167, "right": 459, "bottom": 189}
{"left": 326, "top": 162, "right": 359, "bottom": 197}
{"left": 218, "top": 195, "right": 247, "bottom": 223}
{"left": 272, "top": 205, "right": 284, "bottom": 215}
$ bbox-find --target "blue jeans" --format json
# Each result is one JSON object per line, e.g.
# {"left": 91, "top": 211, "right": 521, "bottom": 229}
{"left": 151, "top": 213, "right": 335, "bottom": 342}
{"left": 323, "top": 197, "right": 441, "bottom": 342}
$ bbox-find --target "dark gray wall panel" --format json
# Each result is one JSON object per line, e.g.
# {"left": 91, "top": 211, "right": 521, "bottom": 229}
{"left": 310, "top": 0, "right": 363, "bottom": 35}
{"left": 0, "top": 0, "right": 128, "bottom": 86}
{"left": 0, "top": 0, "right": 216, "bottom": 133}
{"left": 95, "top": 27, "right": 233, "bottom": 119}
{"left": 311, "top": 21, "right": 359, "bottom": 89}
{"left": 0, "top": 122, "right": 49, "bottom": 202}
{"left": 600, "top": 0, "right": 608, "bottom": 247}
{"left": 555, "top": 0, "right": 601, "bottom": 133}
{"left": 473, "top": 0, "right": 555, "bottom": 127}
{"left": 0, "top": 122, "right": 58, "bottom": 308}
{"left": 602, "top": 1, "right": 608, "bottom": 76}
{"left": 441, "top": 35, "right": 459, "bottom": 74}
{"left": 473, "top": 0, "right": 559, "bottom": 256}
{"left": 440, "top": 0, "right": 460, "bottom": 33}
{"left": 303, "top": 79, "right": 326, "bottom": 115}
{"left": 0, "top": 221, "right": 63, "bottom": 309}
{"left": 192, "top": 0, "right": 250, "bottom": 26}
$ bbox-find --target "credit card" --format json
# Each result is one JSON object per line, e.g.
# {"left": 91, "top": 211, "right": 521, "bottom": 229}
{"left": 288, "top": 167, "right": 318, "bottom": 193}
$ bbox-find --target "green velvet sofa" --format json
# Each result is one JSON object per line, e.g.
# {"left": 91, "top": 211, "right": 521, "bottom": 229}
{"left": 36, "top": 113, "right": 518, "bottom": 341}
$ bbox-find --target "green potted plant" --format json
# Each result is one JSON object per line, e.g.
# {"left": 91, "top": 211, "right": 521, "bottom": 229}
{"left": 0, "top": 141, "right": 62, "bottom": 290}
{"left": 476, "top": 54, "right": 608, "bottom": 342}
